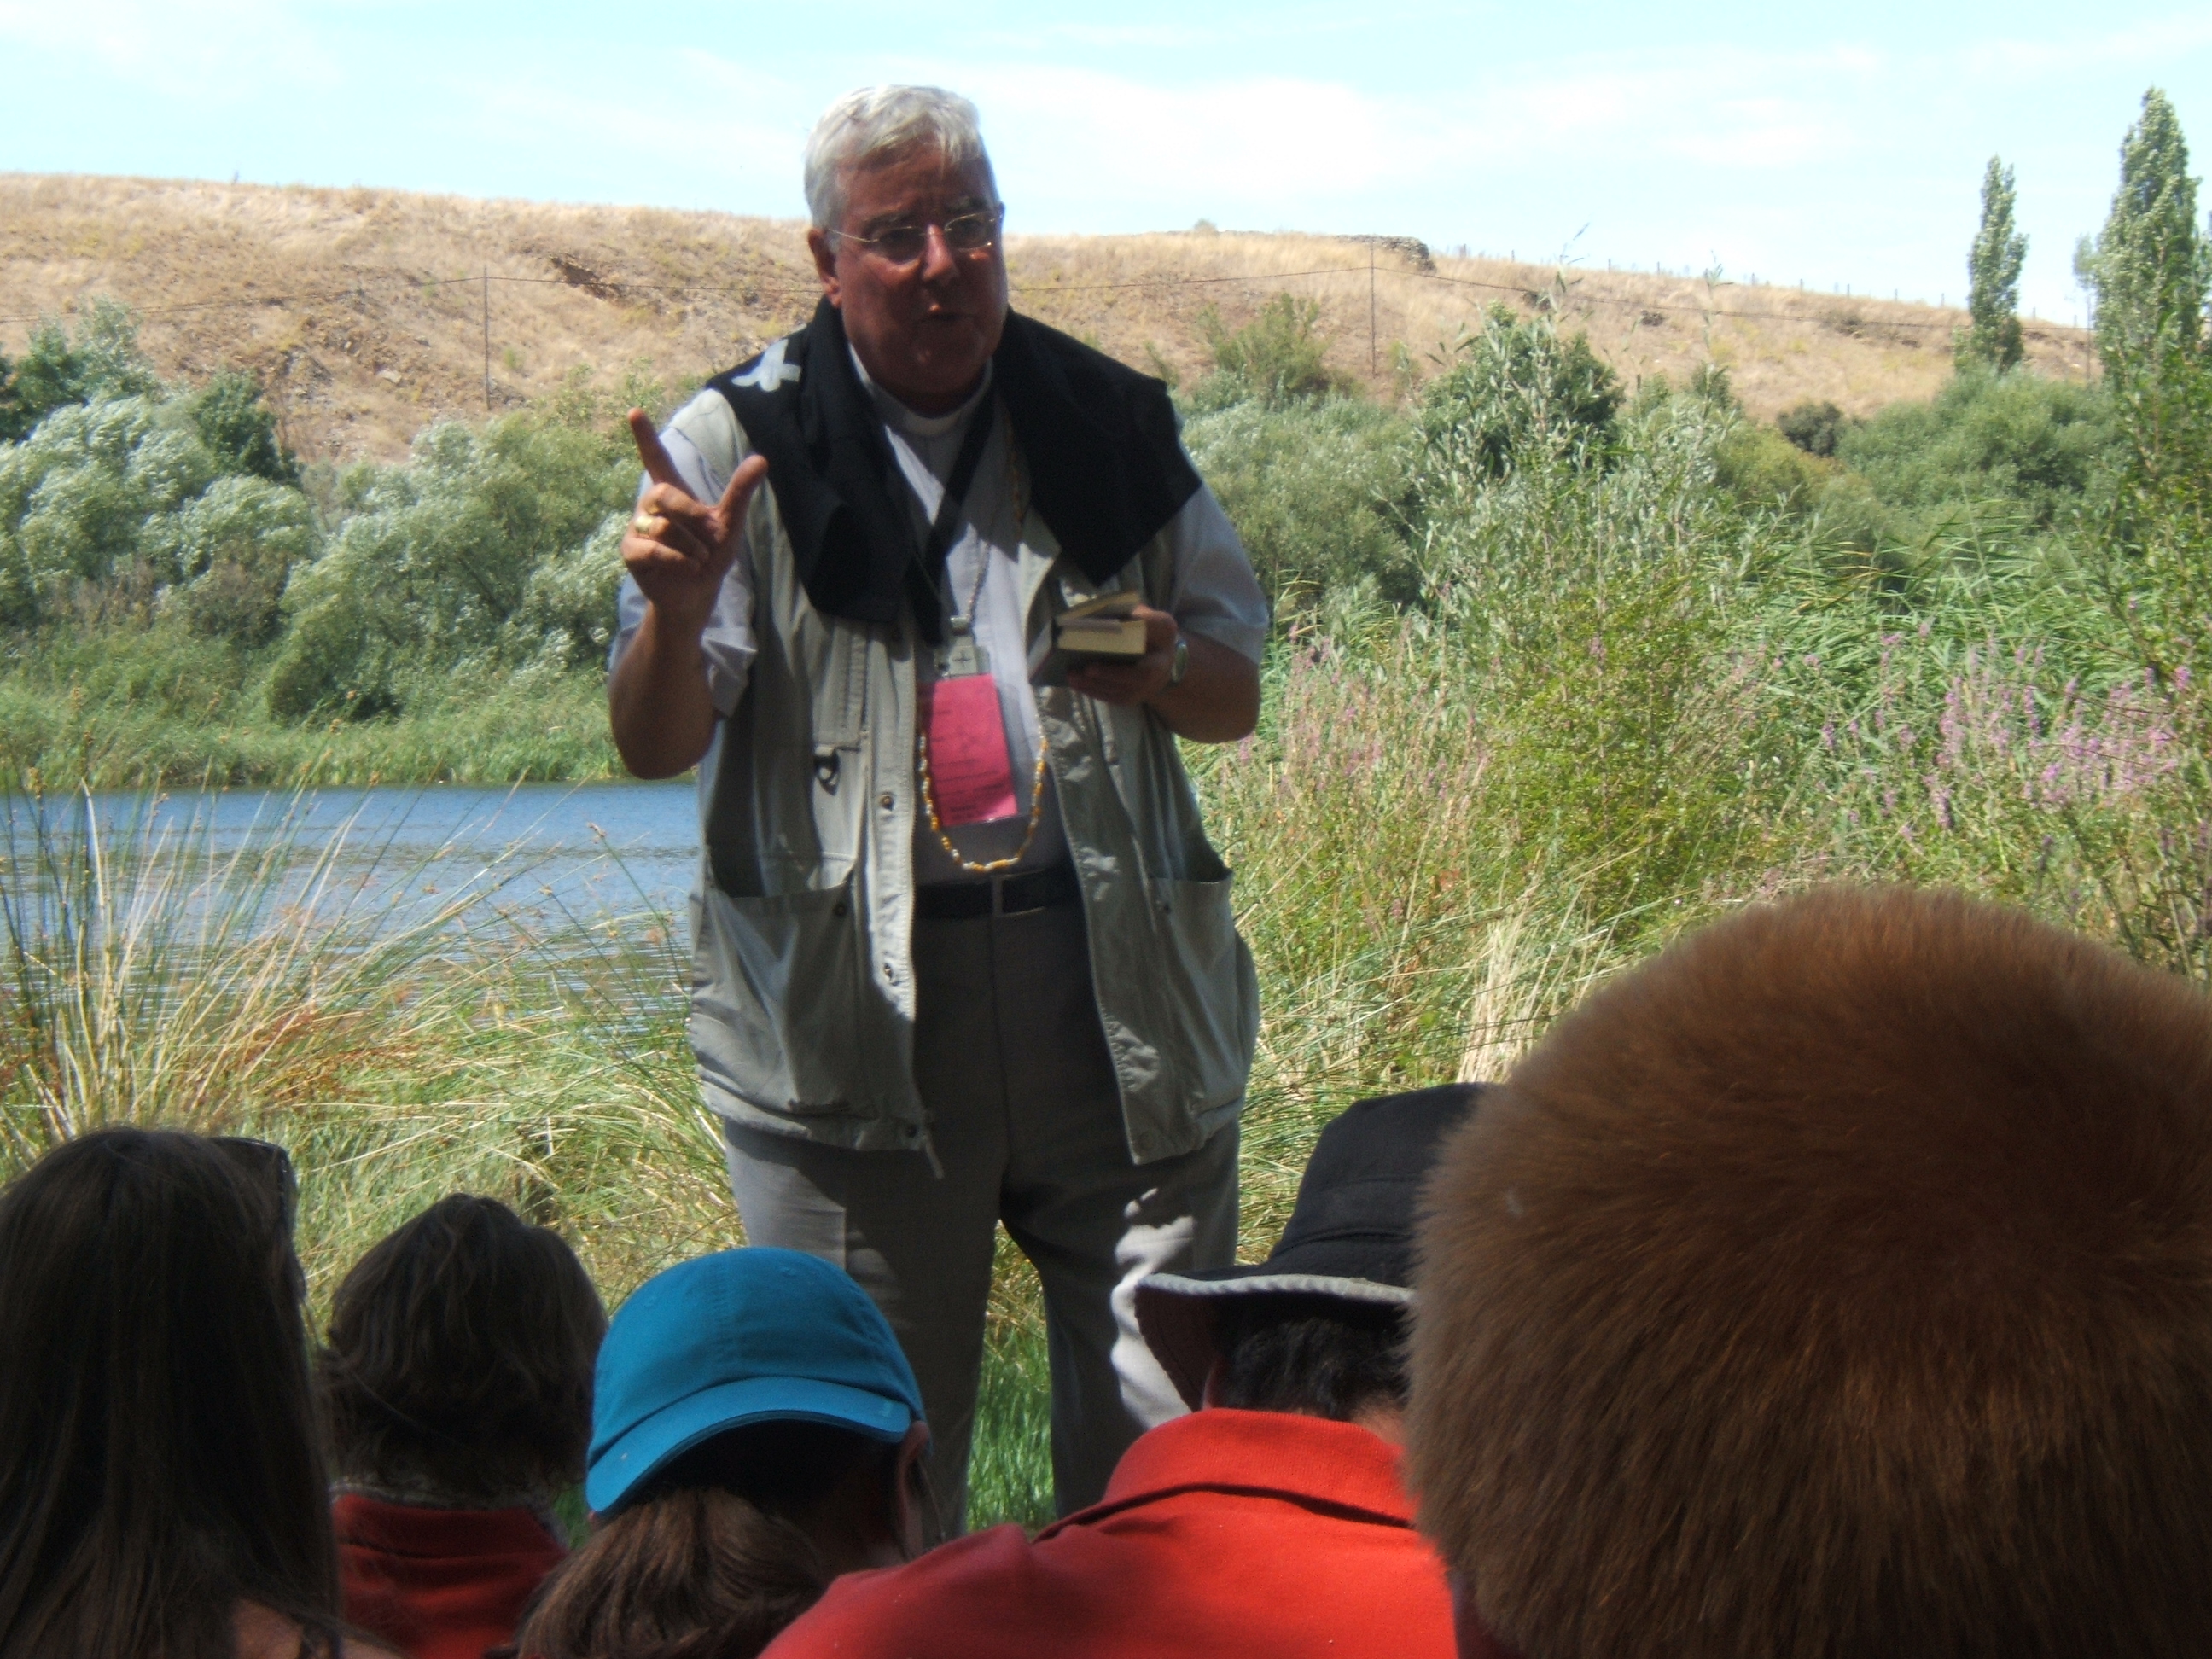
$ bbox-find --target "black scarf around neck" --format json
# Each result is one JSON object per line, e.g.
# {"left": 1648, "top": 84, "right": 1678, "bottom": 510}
{"left": 709, "top": 300, "right": 1200, "bottom": 643}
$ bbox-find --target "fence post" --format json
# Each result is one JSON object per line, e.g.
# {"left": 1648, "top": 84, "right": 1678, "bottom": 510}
{"left": 482, "top": 265, "right": 492, "bottom": 412}
{"left": 1368, "top": 241, "right": 1377, "bottom": 378}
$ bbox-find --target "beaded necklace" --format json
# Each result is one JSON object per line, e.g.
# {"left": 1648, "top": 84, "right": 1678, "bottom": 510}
{"left": 916, "top": 435, "right": 1050, "bottom": 875}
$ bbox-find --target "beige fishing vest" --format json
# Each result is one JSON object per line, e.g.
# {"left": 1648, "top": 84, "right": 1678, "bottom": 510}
{"left": 689, "top": 432, "right": 1257, "bottom": 1167}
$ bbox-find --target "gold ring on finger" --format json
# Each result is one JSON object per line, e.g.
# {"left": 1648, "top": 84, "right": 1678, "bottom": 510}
{"left": 632, "top": 512, "right": 663, "bottom": 537}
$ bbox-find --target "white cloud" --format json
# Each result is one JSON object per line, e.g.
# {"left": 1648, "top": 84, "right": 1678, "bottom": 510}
{"left": 393, "top": 49, "right": 812, "bottom": 211}
{"left": 1962, "top": 14, "right": 2212, "bottom": 79}
{"left": 969, "top": 67, "right": 1423, "bottom": 210}
{"left": 919, "top": 44, "right": 1892, "bottom": 231}
{"left": 0, "top": 0, "right": 336, "bottom": 100}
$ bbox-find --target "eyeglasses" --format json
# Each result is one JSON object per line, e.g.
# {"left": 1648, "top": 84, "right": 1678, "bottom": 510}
{"left": 214, "top": 1134, "right": 298, "bottom": 1237}
{"left": 834, "top": 207, "right": 1004, "bottom": 266}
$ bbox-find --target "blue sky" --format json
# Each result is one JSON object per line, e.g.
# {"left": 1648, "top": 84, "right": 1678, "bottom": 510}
{"left": 2, "top": 1, "right": 2206, "bottom": 324}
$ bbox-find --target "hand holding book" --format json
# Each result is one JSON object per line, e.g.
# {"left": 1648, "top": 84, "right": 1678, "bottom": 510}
{"left": 1030, "top": 595, "right": 1258, "bottom": 742}
{"left": 1027, "top": 591, "right": 1160, "bottom": 687}
{"left": 1041, "top": 600, "right": 1182, "bottom": 707}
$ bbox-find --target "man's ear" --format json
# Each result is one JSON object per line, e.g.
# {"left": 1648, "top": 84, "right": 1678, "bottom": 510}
{"left": 1199, "top": 1353, "right": 1229, "bottom": 1411}
{"left": 892, "top": 1418, "right": 931, "bottom": 1557}
{"left": 807, "top": 227, "right": 843, "bottom": 306}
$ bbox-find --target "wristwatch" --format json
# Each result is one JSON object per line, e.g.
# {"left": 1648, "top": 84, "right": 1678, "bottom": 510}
{"left": 1167, "top": 636, "right": 1190, "bottom": 688}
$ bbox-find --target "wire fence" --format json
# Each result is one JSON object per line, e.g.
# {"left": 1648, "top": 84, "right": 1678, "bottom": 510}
{"left": 1, "top": 238, "right": 2094, "bottom": 422}
{"left": 0, "top": 256, "right": 2003, "bottom": 330}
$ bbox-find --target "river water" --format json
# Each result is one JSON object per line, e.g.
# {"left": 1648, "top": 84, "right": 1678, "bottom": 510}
{"left": 1, "top": 780, "right": 701, "bottom": 948}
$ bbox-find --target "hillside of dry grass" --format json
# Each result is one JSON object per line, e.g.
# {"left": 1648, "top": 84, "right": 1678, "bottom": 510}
{"left": 3, "top": 172, "right": 2095, "bottom": 463}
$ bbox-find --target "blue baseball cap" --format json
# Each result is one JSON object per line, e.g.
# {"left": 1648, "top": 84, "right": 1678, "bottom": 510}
{"left": 586, "top": 1247, "right": 926, "bottom": 1516}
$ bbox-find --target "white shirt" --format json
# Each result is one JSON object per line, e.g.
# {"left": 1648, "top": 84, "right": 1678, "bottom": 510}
{"left": 610, "top": 364, "right": 1268, "bottom": 884}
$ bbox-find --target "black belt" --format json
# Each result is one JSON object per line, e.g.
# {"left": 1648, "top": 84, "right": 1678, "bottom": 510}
{"left": 914, "top": 863, "right": 1081, "bottom": 921}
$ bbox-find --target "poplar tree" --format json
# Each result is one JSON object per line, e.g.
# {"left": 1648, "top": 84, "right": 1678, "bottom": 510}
{"left": 2075, "top": 88, "right": 2209, "bottom": 475}
{"left": 1959, "top": 158, "right": 2027, "bottom": 373}
{"left": 2078, "top": 89, "right": 2212, "bottom": 686}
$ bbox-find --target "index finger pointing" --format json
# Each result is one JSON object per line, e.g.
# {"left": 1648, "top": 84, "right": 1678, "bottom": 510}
{"left": 629, "top": 408, "right": 687, "bottom": 491}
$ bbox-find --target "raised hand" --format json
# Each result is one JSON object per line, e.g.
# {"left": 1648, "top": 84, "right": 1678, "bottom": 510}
{"left": 621, "top": 409, "right": 769, "bottom": 638}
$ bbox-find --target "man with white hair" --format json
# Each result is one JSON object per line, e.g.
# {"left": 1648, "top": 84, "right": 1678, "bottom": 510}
{"left": 608, "top": 86, "right": 1266, "bottom": 1531}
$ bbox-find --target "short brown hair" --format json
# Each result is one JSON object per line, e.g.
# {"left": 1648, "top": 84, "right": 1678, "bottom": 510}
{"left": 319, "top": 1194, "right": 606, "bottom": 1503}
{"left": 1407, "top": 885, "right": 2212, "bottom": 1659}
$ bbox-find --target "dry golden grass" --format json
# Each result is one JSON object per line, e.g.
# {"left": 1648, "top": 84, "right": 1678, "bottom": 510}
{"left": 2, "top": 173, "right": 2094, "bottom": 463}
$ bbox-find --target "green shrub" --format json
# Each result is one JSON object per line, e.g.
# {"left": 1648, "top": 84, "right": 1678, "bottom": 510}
{"left": 0, "top": 397, "right": 207, "bottom": 623}
{"left": 1191, "top": 294, "right": 1348, "bottom": 407}
{"left": 1414, "top": 306, "right": 1622, "bottom": 485}
{"left": 1179, "top": 396, "right": 1416, "bottom": 608}
{"left": 186, "top": 372, "right": 299, "bottom": 486}
{"left": 1414, "top": 361, "right": 1784, "bottom": 919}
{"left": 1715, "top": 422, "right": 1836, "bottom": 515}
{"left": 0, "top": 310, "right": 316, "bottom": 632}
{"left": 508, "top": 512, "right": 630, "bottom": 668}
{"left": 150, "top": 476, "right": 317, "bottom": 645}
{"left": 1838, "top": 370, "right": 2119, "bottom": 527}
{"left": 0, "top": 300, "right": 162, "bottom": 443}
{"left": 265, "top": 413, "right": 635, "bottom": 720}
{"left": 1778, "top": 399, "right": 1852, "bottom": 457}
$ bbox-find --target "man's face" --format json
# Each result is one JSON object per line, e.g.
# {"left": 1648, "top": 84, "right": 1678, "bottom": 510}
{"left": 808, "top": 147, "right": 1009, "bottom": 414}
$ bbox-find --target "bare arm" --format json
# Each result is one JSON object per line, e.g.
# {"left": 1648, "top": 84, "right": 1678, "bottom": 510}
{"left": 1064, "top": 606, "right": 1260, "bottom": 743}
{"left": 609, "top": 603, "right": 722, "bottom": 778}
{"left": 607, "top": 410, "right": 769, "bottom": 779}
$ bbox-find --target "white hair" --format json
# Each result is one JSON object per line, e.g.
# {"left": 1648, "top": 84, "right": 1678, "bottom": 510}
{"left": 802, "top": 85, "right": 996, "bottom": 230}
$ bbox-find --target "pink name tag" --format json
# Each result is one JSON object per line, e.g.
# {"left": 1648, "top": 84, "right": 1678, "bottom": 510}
{"left": 923, "top": 674, "right": 1019, "bottom": 825}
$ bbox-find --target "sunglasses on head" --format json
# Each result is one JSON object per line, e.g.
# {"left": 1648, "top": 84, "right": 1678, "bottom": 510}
{"left": 212, "top": 1135, "right": 298, "bottom": 1237}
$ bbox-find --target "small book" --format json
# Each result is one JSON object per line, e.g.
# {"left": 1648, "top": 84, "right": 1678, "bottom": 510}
{"left": 1028, "top": 591, "right": 1148, "bottom": 685}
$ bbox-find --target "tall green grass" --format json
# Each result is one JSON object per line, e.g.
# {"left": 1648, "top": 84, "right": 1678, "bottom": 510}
{"left": 0, "top": 790, "right": 729, "bottom": 1299}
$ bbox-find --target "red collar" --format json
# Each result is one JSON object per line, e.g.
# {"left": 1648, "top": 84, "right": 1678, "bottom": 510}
{"left": 1041, "top": 1409, "right": 1416, "bottom": 1540}
{"left": 332, "top": 1492, "right": 564, "bottom": 1560}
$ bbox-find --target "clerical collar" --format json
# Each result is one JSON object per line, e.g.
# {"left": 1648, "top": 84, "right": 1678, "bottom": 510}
{"left": 849, "top": 344, "right": 993, "bottom": 439}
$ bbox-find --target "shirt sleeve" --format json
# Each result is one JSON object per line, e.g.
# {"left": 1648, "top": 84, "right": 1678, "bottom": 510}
{"left": 607, "top": 389, "right": 760, "bottom": 718}
{"left": 1161, "top": 484, "right": 1270, "bottom": 665}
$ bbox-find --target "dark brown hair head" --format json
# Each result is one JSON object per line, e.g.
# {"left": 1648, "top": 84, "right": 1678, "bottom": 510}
{"left": 515, "top": 1487, "right": 825, "bottom": 1659}
{"left": 515, "top": 1420, "right": 909, "bottom": 1659}
{"left": 1407, "top": 885, "right": 2212, "bottom": 1659}
{"left": 0, "top": 1127, "right": 341, "bottom": 1659}
{"left": 319, "top": 1194, "right": 607, "bottom": 1504}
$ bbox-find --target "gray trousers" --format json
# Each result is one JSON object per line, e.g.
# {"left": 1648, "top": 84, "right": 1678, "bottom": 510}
{"left": 721, "top": 896, "right": 1239, "bottom": 1534}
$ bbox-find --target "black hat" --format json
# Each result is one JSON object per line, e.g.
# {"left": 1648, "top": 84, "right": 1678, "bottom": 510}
{"left": 1137, "top": 1083, "right": 1482, "bottom": 1409}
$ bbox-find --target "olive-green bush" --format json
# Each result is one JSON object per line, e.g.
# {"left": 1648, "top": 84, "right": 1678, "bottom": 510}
{"left": 265, "top": 416, "right": 632, "bottom": 719}
{"left": 1837, "top": 370, "right": 2118, "bottom": 528}
{"left": 1179, "top": 396, "right": 1416, "bottom": 608}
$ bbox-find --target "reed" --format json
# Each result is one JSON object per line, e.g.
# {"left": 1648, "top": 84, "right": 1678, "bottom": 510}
{"left": 0, "top": 784, "right": 1068, "bottom": 1524}
{"left": 0, "top": 788, "right": 727, "bottom": 1295}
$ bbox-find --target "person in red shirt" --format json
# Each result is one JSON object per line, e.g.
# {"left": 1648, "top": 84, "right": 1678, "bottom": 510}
{"left": 760, "top": 1085, "right": 1479, "bottom": 1659}
{"left": 318, "top": 1195, "right": 607, "bottom": 1659}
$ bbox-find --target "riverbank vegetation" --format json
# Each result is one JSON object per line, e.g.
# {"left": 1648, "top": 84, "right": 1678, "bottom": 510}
{"left": 4, "top": 90, "right": 2209, "bottom": 1526}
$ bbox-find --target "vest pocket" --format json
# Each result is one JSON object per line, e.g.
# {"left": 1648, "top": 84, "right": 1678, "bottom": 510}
{"left": 690, "top": 876, "right": 880, "bottom": 1117}
{"left": 1146, "top": 873, "right": 1260, "bottom": 1113}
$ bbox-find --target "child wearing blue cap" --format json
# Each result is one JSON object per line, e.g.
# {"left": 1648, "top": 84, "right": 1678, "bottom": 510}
{"left": 515, "top": 1248, "right": 930, "bottom": 1659}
